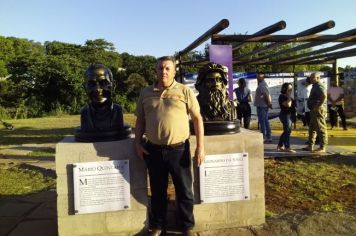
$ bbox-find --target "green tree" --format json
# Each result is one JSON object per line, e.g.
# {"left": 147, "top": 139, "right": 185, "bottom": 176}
{"left": 82, "top": 39, "right": 120, "bottom": 66}
{"left": 125, "top": 73, "right": 148, "bottom": 100}
{"left": 0, "top": 36, "right": 164, "bottom": 117}
{"left": 45, "top": 41, "right": 83, "bottom": 57}
{"left": 32, "top": 54, "right": 86, "bottom": 114}
{"left": 120, "top": 53, "right": 156, "bottom": 85}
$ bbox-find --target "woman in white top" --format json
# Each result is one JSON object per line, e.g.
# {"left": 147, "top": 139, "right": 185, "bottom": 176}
{"left": 302, "top": 77, "right": 312, "bottom": 126}
{"left": 327, "top": 80, "right": 347, "bottom": 130}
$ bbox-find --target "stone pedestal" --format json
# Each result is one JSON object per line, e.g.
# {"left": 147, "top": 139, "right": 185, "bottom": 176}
{"left": 56, "top": 128, "right": 264, "bottom": 235}
{"left": 189, "top": 128, "right": 265, "bottom": 231}
{"left": 56, "top": 137, "right": 148, "bottom": 236}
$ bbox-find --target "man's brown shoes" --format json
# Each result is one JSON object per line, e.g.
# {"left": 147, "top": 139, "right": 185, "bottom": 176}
{"left": 183, "top": 229, "right": 195, "bottom": 236}
{"left": 150, "top": 228, "right": 195, "bottom": 236}
{"left": 149, "top": 229, "right": 161, "bottom": 236}
{"left": 313, "top": 147, "right": 326, "bottom": 153}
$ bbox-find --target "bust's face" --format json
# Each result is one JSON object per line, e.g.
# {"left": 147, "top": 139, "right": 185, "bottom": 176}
{"left": 204, "top": 72, "right": 224, "bottom": 91}
{"left": 85, "top": 68, "right": 113, "bottom": 105}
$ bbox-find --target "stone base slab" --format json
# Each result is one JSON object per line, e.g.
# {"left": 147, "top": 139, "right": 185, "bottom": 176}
{"left": 56, "top": 137, "right": 148, "bottom": 236}
{"left": 56, "top": 128, "right": 265, "bottom": 235}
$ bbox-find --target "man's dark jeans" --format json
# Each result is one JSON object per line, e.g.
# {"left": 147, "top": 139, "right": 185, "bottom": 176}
{"left": 144, "top": 140, "right": 194, "bottom": 231}
{"left": 278, "top": 112, "right": 292, "bottom": 148}
{"left": 328, "top": 104, "right": 347, "bottom": 129}
{"left": 237, "top": 103, "right": 251, "bottom": 129}
{"left": 257, "top": 106, "right": 271, "bottom": 139}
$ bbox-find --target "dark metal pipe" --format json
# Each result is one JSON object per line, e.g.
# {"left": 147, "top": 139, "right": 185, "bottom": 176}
{"left": 232, "top": 58, "right": 337, "bottom": 65}
{"left": 180, "top": 59, "right": 209, "bottom": 66}
{"left": 271, "top": 42, "right": 354, "bottom": 64}
{"left": 240, "top": 28, "right": 356, "bottom": 65}
{"left": 280, "top": 47, "right": 356, "bottom": 65}
{"left": 231, "top": 20, "right": 286, "bottom": 51}
{"left": 234, "top": 20, "right": 335, "bottom": 60}
{"left": 212, "top": 34, "right": 356, "bottom": 43}
{"left": 294, "top": 58, "right": 336, "bottom": 65}
{"left": 178, "top": 19, "right": 229, "bottom": 57}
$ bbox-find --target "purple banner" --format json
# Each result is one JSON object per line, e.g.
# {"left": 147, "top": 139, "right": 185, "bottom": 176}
{"left": 209, "top": 45, "right": 233, "bottom": 100}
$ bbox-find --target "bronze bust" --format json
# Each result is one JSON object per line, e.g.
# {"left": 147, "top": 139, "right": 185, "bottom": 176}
{"left": 75, "top": 64, "right": 131, "bottom": 142}
{"left": 195, "top": 63, "right": 236, "bottom": 121}
{"left": 193, "top": 63, "right": 239, "bottom": 134}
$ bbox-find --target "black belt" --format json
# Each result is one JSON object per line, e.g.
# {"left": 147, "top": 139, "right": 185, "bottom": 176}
{"left": 147, "top": 140, "right": 186, "bottom": 149}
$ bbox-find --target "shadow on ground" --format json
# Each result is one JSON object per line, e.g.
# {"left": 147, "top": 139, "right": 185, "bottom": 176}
{"left": 271, "top": 152, "right": 356, "bottom": 167}
{"left": 0, "top": 127, "right": 74, "bottom": 145}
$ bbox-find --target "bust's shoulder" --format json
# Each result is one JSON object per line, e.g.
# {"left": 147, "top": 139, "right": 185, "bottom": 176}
{"left": 80, "top": 104, "right": 90, "bottom": 114}
{"left": 112, "top": 103, "right": 123, "bottom": 111}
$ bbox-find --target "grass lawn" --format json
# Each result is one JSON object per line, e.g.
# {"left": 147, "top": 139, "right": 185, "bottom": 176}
{"left": 0, "top": 114, "right": 136, "bottom": 146}
{"left": 0, "top": 167, "right": 55, "bottom": 195}
{"left": 0, "top": 114, "right": 355, "bottom": 216}
{"left": 265, "top": 155, "right": 356, "bottom": 215}
{"left": 0, "top": 114, "right": 136, "bottom": 156}
{"left": 0, "top": 114, "right": 136, "bottom": 196}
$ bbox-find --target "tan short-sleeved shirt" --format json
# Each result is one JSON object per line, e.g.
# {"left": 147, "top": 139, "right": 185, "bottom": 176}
{"left": 135, "top": 80, "right": 200, "bottom": 145}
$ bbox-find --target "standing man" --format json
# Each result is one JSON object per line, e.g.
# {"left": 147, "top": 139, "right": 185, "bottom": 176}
{"left": 302, "top": 72, "right": 327, "bottom": 153}
{"left": 234, "top": 78, "right": 252, "bottom": 129}
{"left": 302, "top": 77, "right": 312, "bottom": 127}
{"left": 254, "top": 73, "right": 272, "bottom": 143}
{"left": 327, "top": 79, "right": 347, "bottom": 130}
{"left": 134, "top": 56, "right": 205, "bottom": 236}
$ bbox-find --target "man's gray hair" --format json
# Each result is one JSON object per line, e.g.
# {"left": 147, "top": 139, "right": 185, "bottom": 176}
{"left": 310, "top": 72, "right": 321, "bottom": 78}
{"left": 156, "top": 56, "right": 176, "bottom": 67}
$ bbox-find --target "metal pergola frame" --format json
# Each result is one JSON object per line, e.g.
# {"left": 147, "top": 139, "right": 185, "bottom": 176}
{"left": 177, "top": 19, "right": 356, "bottom": 83}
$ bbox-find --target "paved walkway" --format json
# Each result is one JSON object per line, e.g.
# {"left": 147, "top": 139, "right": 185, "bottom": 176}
{"left": 0, "top": 190, "right": 57, "bottom": 236}
{"left": 0, "top": 145, "right": 57, "bottom": 236}
{"left": 264, "top": 132, "right": 351, "bottom": 158}
{"left": 0, "top": 119, "right": 355, "bottom": 235}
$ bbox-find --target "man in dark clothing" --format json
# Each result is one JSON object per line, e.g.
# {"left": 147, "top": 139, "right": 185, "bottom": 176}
{"left": 327, "top": 80, "right": 347, "bottom": 130}
{"left": 134, "top": 56, "right": 204, "bottom": 236}
{"left": 234, "top": 78, "right": 252, "bottom": 129}
{"left": 302, "top": 72, "right": 327, "bottom": 153}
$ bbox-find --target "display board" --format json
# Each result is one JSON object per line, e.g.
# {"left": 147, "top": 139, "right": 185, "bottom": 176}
{"left": 73, "top": 160, "right": 130, "bottom": 214}
{"left": 235, "top": 73, "right": 295, "bottom": 117}
{"left": 199, "top": 153, "right": 250, "bottom": 203}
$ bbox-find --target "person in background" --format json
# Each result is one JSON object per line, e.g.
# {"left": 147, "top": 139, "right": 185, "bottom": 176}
{"left": 303, "top": 76, "right": 321, "bottom": 145}
{"left": 234, "top": 78, "right": 252, "bottom": 129}
{"left": 134, "top": 56, "right": 204, "bottom": 236}
{"left": 254, "top": 73, "right": 272, "bottom": 143}
{"left": 277, "top": 83, "right": 296, "bottom": 153}
{"left": 302, "top": 77, "right": 312, "bottom": 127}
{"left": 302, "top": 72, "right": 327, "bottom": 153}
{"left": 327, "top": 79, "right": 347, "bottom": 130}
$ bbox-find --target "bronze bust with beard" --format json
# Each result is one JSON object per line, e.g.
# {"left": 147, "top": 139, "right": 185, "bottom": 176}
{"left": 75, "top": 64, "right": 131, "bottom": 142}
{"left": 194, "top": 63, "right": 239, "bottom": 134}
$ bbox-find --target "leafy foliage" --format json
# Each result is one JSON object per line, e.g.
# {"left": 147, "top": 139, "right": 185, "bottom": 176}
{"left": 0, "top": 36, "right": 157, "bottom": 118}
{"left": 125, "top": 73, "right": 148, "bottom": 99}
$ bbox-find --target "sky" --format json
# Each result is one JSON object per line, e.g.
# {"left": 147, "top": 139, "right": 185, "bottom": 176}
{"left": 1, "top": 0, "right": 356, "bottom": 68}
